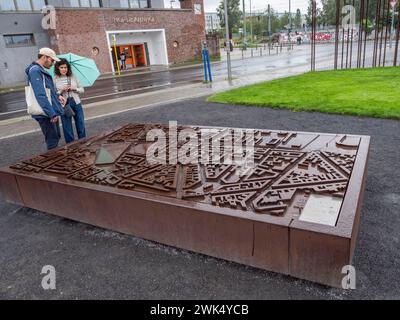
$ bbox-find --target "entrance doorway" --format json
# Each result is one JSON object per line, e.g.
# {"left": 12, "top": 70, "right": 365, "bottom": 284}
{"left": 133, "top": 44, "right": 146, "bottom": 67}
{"left": 111, "top": 44, "right": 148, "bottom": 70}
{"left": 107, "top": 29, "right": 168, "bottom": 74}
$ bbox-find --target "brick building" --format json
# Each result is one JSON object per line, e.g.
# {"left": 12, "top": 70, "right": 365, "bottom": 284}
{"left": 0, "top": 0, "right": 206, "bottom": 86}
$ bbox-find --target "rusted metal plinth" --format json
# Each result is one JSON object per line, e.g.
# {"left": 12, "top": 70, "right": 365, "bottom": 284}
{"left": 0, "top": 123, "right": 370, "bottom": 287}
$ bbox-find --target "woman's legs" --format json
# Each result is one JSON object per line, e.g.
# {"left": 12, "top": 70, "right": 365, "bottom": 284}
{"left": 61, "top": 115, "right": 75, "bottom": 144}
{"left": 72, "top": 103, "right": 86, "bottom": 140}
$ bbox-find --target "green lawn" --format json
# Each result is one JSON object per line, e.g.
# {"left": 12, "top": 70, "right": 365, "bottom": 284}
{"left": 208, "top": 67, "right": 400, "bottom": 120}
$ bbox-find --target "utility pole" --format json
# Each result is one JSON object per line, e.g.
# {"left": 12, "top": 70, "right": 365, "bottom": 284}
{"left": 268, "top": 4, "right": 271, "bottom": 53}
{"left": 250, "top": 0, "right": 253, "bottom": 42}
{"left": 243, "top": 0, "right": 246, "bottom": 43}
{"left": 268, "top": 4, "right": 271, "bottom": 36}
{"left": 288, "top": 0, "right": 292, "bottom": 46}
{"left": 224, "top": 0, "right": 232, "bottom": 81}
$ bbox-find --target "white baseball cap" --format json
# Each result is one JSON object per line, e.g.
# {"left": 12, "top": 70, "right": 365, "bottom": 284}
{"left": 39, "top": 47, "right": 60, "bottom": 62}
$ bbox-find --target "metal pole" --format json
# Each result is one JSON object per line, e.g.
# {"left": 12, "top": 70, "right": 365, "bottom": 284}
{"left": 349, "top": 0, "right": 355, "bottom": 68}
{"left": 202, "top": 49, "right": 208, "bottom": 82}
{"left": 394, "top": 2, "right": 400, "bottom": 65}
{"left": 383, "top": 0, "right": 390, "bottom": 66}
{"left": 206, "top": 50, "right": 213, "bottom": 82}
{"left": 243, "top": 0, "right": 246, "bottom": 43}
{"left": 112, "top": 35, "right": 121, "bottom": 76}
{"left": 334, "top": 0, "right": 340, "bottom": 70}
{"left": 363, "top": 0, "right": 369, "bottom": 67}
{"left": 390, "top": 0, "right": 396, "bottom": 48}
{"left": 268, "top": 4, "right": 271, "bottom": 53}
{"left": 224, "top": 0, "right": 232, "bottom": 80}
{"left": 250, "top": 0, "right": 253, "bottom": 43}
{"left": 268, "top": 4, "right": 271, "bottom": 36}
{"left": 357, "top": 0, "right": 364, "bottom": 68}
{"left": 289, "top": 0, "right": 292, "bottom": 46}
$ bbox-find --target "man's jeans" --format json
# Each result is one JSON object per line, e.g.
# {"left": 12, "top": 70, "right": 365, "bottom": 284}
{"left": 60, "top": 103, "right": 86, "bottom": 144}
{"left": 35, "top": 117, "right": 61, "bottom": 150}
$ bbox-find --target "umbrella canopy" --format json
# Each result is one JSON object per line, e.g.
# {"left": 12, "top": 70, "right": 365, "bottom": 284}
{"left": 49, "top": 53, "right": 100, "bottom": 87}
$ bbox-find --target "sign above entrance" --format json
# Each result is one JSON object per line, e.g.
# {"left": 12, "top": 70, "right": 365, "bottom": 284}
{"left": 113, "top": 17, "right": 155, "bottom": 24}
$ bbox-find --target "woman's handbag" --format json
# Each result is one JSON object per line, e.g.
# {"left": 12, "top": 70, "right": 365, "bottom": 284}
{"left": 63, "top": 77, "right": 76, "bottom": 118}
{"left": 25, "top": 74, "right": 50, "bottom": 116}
{"left": 63, "top": 98, "right": 76, "bottom": 118}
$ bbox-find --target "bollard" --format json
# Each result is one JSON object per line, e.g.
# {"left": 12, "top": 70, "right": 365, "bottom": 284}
{"left": 260, "top": 48, "right": 262, "bottom": 56}
{"left": 251, "top": 49, "right": 253, "bottom": 58}
{"left": 202, "top": 49, "right": 208, "bottom": 82}
{"left": 202, "top": 45, "right": 212, "bottom": 82}
{"left": 205, "top": 49, "right": 212, "bottom": 82}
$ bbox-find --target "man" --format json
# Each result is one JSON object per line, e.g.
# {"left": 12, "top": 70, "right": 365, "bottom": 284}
{"left": 120, "top": 51, "right": 126, "bottom": 70}
{"left": 25, "top": 48, "right": 66, "bottom": 150}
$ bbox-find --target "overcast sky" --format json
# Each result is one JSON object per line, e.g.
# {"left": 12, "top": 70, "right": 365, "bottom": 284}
{"left": 203, "top": 0, "right": 311, "bottom": 13}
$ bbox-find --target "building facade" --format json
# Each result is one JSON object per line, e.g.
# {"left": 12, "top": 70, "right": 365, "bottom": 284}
{"left": 204, "top": 12, "right": 220, "bottom": 33}
{"left": 0, "top": 0, "right": 206, "bottom": 86}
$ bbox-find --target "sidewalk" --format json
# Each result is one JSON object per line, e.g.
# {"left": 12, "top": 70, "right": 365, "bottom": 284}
{"left": 0, "top": 61, "right": 219, "bottom": 93}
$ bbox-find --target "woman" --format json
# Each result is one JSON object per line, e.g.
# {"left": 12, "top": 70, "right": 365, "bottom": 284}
{"left": 54, "top": 58, "right": 86, "bottom": 144}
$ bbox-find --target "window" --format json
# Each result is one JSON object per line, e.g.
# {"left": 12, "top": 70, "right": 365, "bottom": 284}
{"left": 31, "top": 0, "right": 46, "bottom": 10}
{"left": 106, "top": 0, "right": 129, "bottom": 8}
{"left": 67, "top": 0, "right": 80, "bottom": 7}
{"left": 129, "top": 0, "right": 139, "bottom": 8}
{"left": 128, "top": 0, "right": 149, "bottom": 8}
{"left": 0, "top": 0, "right": 16, "bottom": 11}
{"left": 4, "top": 34, "right": 35, "bottom": 47}
{"left": 64, "top": 0, "right": 100, "bottom": 7}
{"left": 15, "top": 0, "right": 31, "bottom": 10}
{"left": 139, "top": 0, "right": 148, "bottom": 8}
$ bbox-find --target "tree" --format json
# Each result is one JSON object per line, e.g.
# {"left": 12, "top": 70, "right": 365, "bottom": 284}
{"left": 294, "top": 9, "right": 302, "bottom": 29}
{"left": 217, "top": 0, "right": 242, "bottom": 39}
{"left": 305, "top": 0, "right": 322, "bottom": 28}
{"left": 320, "top": 0, "right": 336, "bottom": 27}
{"left": 279, "top": 11, "right": 290, "bottom": 31}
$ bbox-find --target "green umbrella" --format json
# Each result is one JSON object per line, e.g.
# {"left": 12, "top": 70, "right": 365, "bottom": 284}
{"left": 49, "top": 53, "right": 100, "bottom": 87}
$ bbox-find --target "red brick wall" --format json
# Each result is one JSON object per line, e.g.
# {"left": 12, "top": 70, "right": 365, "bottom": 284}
{"left": 48, "top": 5, "right": 206, "bottom": 73}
